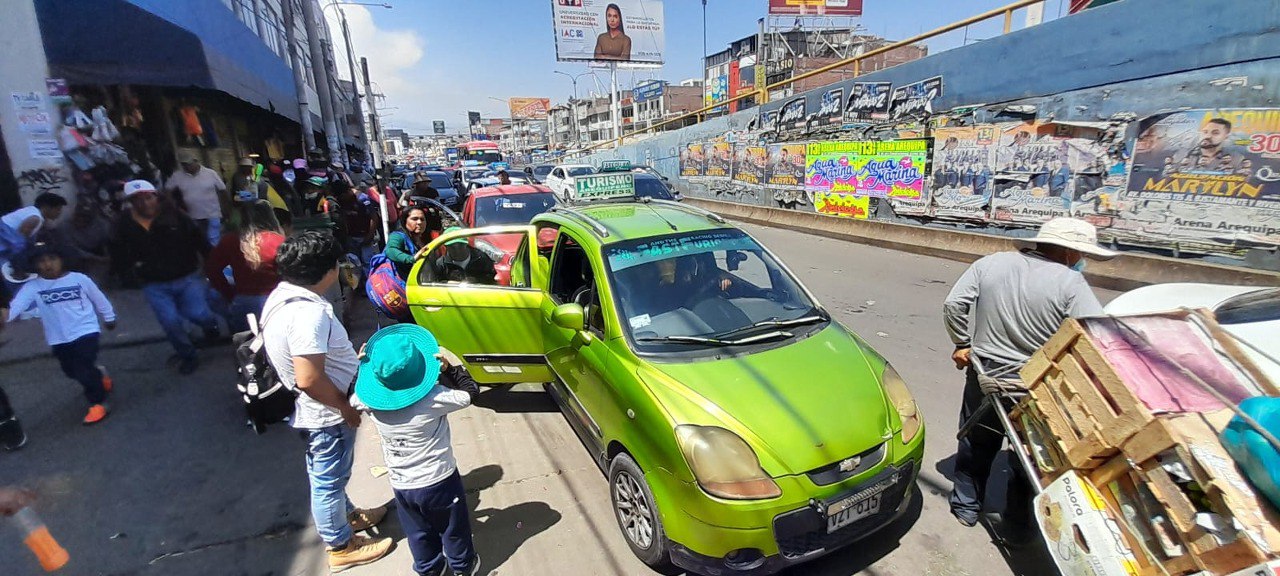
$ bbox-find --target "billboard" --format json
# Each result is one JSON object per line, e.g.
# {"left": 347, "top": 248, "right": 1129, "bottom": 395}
{"left": 768, "top": 0, "right": 863, "bottom": 16}
{"left": 805, "top": 139, "right": 930, "bottom": 200}
{"left": 552, "top": 0, "right": 664, "bottom": 65}
{"left": 509, "top": 98, "right": 552, "bottom": 120}
{"left": 1121, "top": 108, "right": 1280, "bottom": 245}
{"left": 433, "top": 120, "right": 446, "bottom": 134}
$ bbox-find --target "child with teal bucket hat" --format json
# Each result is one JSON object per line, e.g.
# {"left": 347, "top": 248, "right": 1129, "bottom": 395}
{"left": 353, "top": 323, "right": 483, "bottom": 576}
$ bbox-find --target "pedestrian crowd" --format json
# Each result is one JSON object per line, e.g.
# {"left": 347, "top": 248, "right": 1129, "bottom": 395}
{"left": 0, "top": 148, "right": 484, "bottom": 574}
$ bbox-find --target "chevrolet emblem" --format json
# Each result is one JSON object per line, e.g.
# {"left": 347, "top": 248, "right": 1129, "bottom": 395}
{"left": 838, "top": 456, "right": 861, "bottom": 473}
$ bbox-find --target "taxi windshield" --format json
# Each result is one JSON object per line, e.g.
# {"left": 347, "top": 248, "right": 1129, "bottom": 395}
{"left": 604, "top": 229, "right": 824, "bottom": 353}
{"left": 474, "top": 192, "right": 558, "bottom": 226}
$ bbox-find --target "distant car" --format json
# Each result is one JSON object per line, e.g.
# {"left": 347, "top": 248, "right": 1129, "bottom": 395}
{"left": 631, "top": 165, "right": 682, "bottom": 200}
{"left": 458, "top": 184, "right": 559, "bottom": 285}
{"left": 633, "top": 172, "right": 677, "bottom": 201}
{"left": 543, "top": 164, "right": 596, "bottom": 199}
{"left": 455, "top": 167, "right": 491, "bottom": 192}
{"left": 528, "top": 164, "right": 555, "bottom": 184}
{"left": 1104, "top": 283, "right": 1280, "bottom": 385}
{"left": 400, "top": 171, "right": 460, "bottom": 209}
{"left": 483, "top": 170, "right": 533, "bottom": 185}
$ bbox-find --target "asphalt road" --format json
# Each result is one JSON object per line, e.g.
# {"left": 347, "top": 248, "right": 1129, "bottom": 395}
{"left": 0, "top": 221, "right": 1118, "bottom": 576}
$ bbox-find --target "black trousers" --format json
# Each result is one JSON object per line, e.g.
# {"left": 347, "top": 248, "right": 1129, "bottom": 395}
{"left": 394, "top": 470, "right": 477, "bottom": 576}
{"left": 0, "top": 385, "right": 12, "bottom": 420}
{"left": 51, "top": 334, "right": 105, "bottom": 405}
{"left": 950, "top": 365, "right": 1033, "bottom": 525}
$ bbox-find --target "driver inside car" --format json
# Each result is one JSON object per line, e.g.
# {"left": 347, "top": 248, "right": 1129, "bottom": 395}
{"left": 430, "top": 227, "right": 497, "bottom": 285}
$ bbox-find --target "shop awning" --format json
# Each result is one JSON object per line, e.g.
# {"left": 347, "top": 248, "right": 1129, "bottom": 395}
{"left": 37, "top": 0, "right": 301, "bottom": 122}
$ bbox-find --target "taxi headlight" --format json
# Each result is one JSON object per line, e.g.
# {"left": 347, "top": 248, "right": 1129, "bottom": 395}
{"left": 675, "top": 425, "right": 781, "bottom": 500}
{"left": 882, "top": 364, "right": 921, "bottom": 444}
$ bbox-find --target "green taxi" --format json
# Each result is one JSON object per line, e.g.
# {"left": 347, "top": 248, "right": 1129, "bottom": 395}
{"left": 406, "top": 189, "right": 925, "bottom": 574}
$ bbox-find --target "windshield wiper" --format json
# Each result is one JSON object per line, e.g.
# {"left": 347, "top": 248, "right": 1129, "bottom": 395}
{"left": 708, "top": 315, "right": 826, "bottom": 341}
{"left": 636, "top": 331, "right": 794, "bottom": 347}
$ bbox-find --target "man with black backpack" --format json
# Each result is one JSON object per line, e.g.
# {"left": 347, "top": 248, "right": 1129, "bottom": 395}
{"left": 261, "top": 231, "right": 393, "bottom": 572}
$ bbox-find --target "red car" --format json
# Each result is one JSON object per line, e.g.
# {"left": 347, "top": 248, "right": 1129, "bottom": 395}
{"left": 459, "top": 184, "right": 559, "bottom": 285}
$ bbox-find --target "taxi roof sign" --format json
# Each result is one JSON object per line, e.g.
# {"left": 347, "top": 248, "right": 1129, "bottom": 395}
{"left": 599, "top": 159, "right": 632, "bottom": 172}
{"left": 574, "top": 172, "right": 635, "bottom": 201}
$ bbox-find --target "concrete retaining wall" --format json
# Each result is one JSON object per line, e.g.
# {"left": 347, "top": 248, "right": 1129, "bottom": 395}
{"left": 687, "top": 197, "right": 1280, "bottom": 292}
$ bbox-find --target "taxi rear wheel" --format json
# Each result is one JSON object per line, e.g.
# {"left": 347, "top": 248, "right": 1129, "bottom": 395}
{"left": 608, "top": 453, "right": 672, "bottom": 569}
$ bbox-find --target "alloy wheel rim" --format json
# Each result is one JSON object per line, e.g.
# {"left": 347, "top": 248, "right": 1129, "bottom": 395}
{"left": 613, "top": 471, "right": 654, "bottom": 549}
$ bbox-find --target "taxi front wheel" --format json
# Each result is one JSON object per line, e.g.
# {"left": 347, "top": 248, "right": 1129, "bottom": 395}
{"left": 609, "top": 453, "right": 673, "bottom": 570}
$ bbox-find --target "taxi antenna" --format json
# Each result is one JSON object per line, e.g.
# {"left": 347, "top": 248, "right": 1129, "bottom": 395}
{"left": 646, "top": 203, "right": 679, "bottom": 231}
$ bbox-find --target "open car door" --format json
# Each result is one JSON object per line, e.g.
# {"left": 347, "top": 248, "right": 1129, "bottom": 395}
{"left": 406, "top": 225, "right": 552, "bottom": 385}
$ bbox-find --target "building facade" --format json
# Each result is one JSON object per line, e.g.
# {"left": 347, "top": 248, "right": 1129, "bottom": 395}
{"left": 0, "top": 0, "right": 354, "bottom": 212}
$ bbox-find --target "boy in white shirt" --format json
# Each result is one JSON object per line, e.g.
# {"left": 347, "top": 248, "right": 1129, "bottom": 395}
{"left": 1, "top": 243, "right": 116, "bottom": 425}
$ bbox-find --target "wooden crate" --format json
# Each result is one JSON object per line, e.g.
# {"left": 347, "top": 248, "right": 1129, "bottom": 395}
{"left": 1021, "top": 318, "right": 1156, "bottom": 452}
{"left": 1087, "top": 414, "right": 1280, "bottom": 575}
{"left": 1011, "top": 395, "right": 1106, "bottom": 484}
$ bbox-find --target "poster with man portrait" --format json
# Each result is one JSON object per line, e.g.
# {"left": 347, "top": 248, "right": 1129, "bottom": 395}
{"left": 552, "top": 0, "right": 664, "bottom": 65}
{"left": 765, "top": 143, "right": 806, "bottom": 189}
{"left": 733, "top": 145, "right": 767, "bottom": 186}
{"left": 706, "top": 142, "right": 734, "bottom": 180}
{"left": 680, "top": 142, "right": 705, "bottom": 178}
{"left": 988, "top": 121, "right": 1118, "bottom": 225}
{"left": 1121, "top": 109, "right": 1280, "bottom": 246}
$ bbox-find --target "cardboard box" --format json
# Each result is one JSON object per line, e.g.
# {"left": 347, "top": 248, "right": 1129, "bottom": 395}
{"left": 1036, "top": 471, "right": 1143, "bottom": 576}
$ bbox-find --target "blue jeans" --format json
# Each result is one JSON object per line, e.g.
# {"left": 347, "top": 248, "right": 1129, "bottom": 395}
{"left": 195, "top": 217, "right": 222, "bottom": 247}
{"left": 304, "top": 424, "right": 357, "bottom": 548}
{"left": 142, "top": 275, "right": 219, "bottom": 360}
{"left": 227, "top": 294, "right": 269, "bottom": 333}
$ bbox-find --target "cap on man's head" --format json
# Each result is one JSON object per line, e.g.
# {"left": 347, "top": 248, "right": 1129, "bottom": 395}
{"left": 238, "top": 157, "right": 255, "bottom": 167}
{"left": 122, "top": 179, "right": 157, "bottom": 198}
{"left": 179, "top": 154, "right": 200, "bottom": 165}
{"left": 330, "top": 162, "right": 345, "bottom": 171}
{"left": 442, "top": 226, "right": 468, "bottom": 246}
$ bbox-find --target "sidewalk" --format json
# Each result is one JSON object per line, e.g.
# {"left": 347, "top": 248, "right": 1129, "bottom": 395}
{"left": 0, "top": 287, "right": 167, "bottom": 366}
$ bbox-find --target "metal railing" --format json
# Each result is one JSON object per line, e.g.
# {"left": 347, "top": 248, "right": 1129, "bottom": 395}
{"left": 577, "top": 0, "right": 1050, "bottom": 154}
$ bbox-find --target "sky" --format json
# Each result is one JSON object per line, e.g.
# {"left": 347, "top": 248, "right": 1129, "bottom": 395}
{"left": 325, "top": 0, "right": 1069, "bottom": 134}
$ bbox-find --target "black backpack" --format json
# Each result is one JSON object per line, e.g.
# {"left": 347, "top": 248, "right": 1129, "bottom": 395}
{"left": 234, "top": 297, "right": 307, "bottom": 434}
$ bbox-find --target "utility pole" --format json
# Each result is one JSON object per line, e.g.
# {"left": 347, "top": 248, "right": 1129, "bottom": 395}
{"left": 300, "top": 0, "right": 341, "bottom": 160}
{"left": 282, "top": 0, "right": 316, "bottom": 150}
{"left": 336, "top": 6, "right": 373, "bottom": 168}
{"left": 361, "top": 57, "right": 384, "bottom": 172}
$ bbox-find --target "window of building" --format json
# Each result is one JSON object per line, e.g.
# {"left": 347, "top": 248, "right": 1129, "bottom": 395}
{"left": 232, "top": 0, "right": 255, "bottom": 28}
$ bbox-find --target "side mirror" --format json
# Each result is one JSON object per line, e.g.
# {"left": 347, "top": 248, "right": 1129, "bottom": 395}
{"left": 552, "top": 303, "right": 585, "bottom": 332}
{"left": 726, "top": 250, "right": 748, "bottom": 271}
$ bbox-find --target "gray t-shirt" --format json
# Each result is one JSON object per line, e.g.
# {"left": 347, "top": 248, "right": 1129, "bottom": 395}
{"left": 943, "top": 250, "right": 1104, "bottom": 367}
{"left": 262, "top": 282, "right": 359, "bottom": 430}
{"left": 164, "top": 167, "right": 226, "bottom": 220}
{"left": 354, "top": 383, "right": 473, "bottom": 490}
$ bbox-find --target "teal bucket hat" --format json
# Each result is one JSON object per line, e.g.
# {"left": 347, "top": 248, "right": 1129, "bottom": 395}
{"left": 355, "top": 324, "right": 442, "bottom": 411}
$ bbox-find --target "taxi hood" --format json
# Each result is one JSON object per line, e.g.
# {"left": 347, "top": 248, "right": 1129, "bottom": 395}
{"left": 638, "top": 324, "right": 893, "bottom": 476}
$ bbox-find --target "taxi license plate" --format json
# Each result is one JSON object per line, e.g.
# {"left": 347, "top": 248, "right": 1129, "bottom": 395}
{"left": 826, "top": 492, "right": 882, "bottom": 532}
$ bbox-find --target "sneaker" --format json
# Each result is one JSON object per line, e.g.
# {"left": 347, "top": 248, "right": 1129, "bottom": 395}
{"left": 327, "top": 534, "right": 393, "bottom": 572}
{"left": 83, "top": 404, "right": 108, "bottom": 425}
{"left": 461, "top": 554, "right": 482, "bottom": 576}
{"left": 99, "top": 365, "right": 113, "bottom": 393}
{"left": 178, "top": 355, "right": 200, "bottom": 375}
{"left": 348, "top": 505, "right": 388, "bottom": 532}
{"left": 0, "top": 417, "right": 26, "bottom": 451}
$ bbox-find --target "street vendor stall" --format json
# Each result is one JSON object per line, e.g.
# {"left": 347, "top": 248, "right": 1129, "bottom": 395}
{"left": 966, "top": 308, "right": 1280, "bottom": 576}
